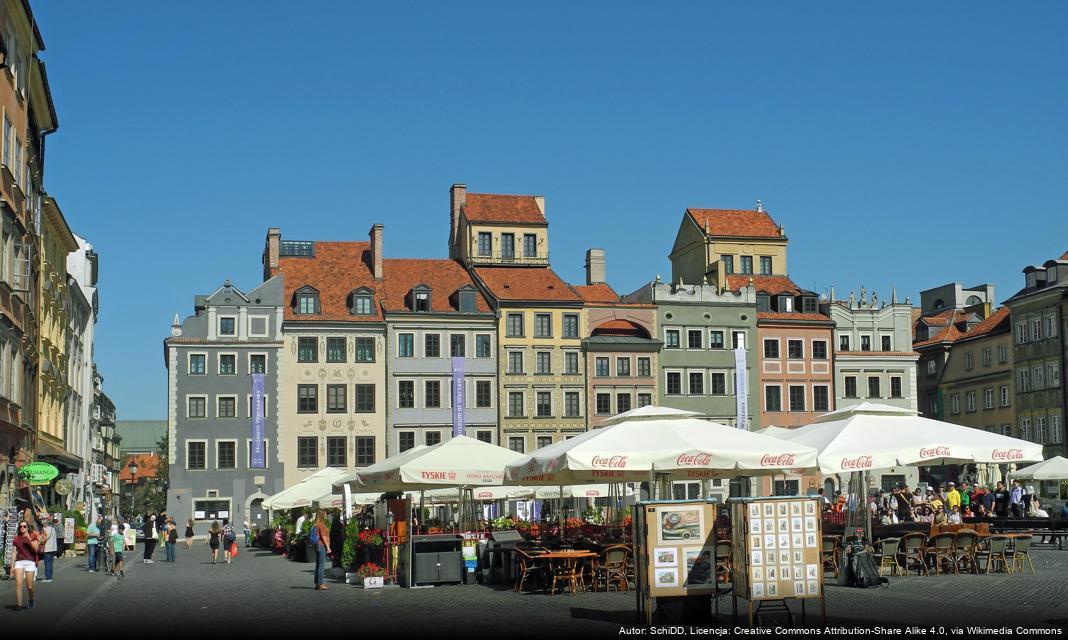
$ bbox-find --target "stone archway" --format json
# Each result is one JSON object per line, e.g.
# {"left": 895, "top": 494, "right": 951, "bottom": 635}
{"left": 245, "top": 490, "right": 270, "bottom": 527}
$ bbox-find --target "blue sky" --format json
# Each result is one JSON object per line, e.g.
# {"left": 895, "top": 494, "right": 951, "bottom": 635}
{"left": 33, "top": 2, "right": 1068, "bottom": 420}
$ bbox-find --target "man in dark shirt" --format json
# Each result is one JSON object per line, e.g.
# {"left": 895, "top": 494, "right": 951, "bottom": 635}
{"left": 991, "top": 481, "right": 1010, "bottom": 517}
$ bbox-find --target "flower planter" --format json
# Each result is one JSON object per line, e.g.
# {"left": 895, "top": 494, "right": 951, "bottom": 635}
{"left": 357, "top": 576, "right": 385, "bottom": 589}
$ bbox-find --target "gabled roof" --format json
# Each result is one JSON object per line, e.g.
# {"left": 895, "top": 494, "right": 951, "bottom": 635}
{"left": 726, "top": 275, "right": 802, "bottom": 296}
{"left": 474, "top": 266, "right": 581, "bottom": 303}
{"left": 463, "top": 193, "right": 546, "bottom": 225}
{"left": 949, "top": 307, "right": 1011, "bottom": 344}
{"left": 573, "top": 283, "right": 619, "bottom": 303}
{"left": 277, "top": 241, "right": 384, "bottom": 322}
{"left": 380, "top": 259, "right": 492, "bottom": 313}
{"left": 686, "top": 208, "right": 782, "bottom": 238}
{"left": 913, "top": 323, "right": 964, "bottom": 348}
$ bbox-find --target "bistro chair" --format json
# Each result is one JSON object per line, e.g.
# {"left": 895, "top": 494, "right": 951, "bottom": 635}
{"left": 952, "top": 529, "right": 980, "bottom": 574}
{"left": 549, "top": 555, "right": 586, "bottom": 596}
{"left": 899, "top": 533, "right": 929, "bottom": 577}
{"left": 981, "top": 535, "right": 1013, "bottom": 575}
{"left": 874, "top": 538, "right": 902, "bottom": 577}
{"left": 514, "top": 548, "right": 546, "bottom": 592}
{"left": 714, "top": 540, "right": 733, "bottom": 580}
{"left": 1011, "top": 535, "right": 1036, "bottom": 575}
{"left": 926, "top": 533, "right": 958, "bottom": 575}
{"left": 821, "top": 536, "right": 841, "bottom": 578}
{"left": 594, "top": 545, "right": 631, "bottom": 592}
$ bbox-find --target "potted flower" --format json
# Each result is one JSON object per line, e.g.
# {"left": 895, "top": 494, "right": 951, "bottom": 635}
{"left": 357, "top": 528, "right": 384, "bottom": 547}
{"left": 355, "top": 562, "right": 387, "bottom": 588}
{"left": 73, "top": 528, "right": 88, "bottom": 555}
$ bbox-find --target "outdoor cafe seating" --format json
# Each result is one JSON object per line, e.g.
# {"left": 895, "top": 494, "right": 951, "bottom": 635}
{"left": 867, "top": 528, "right": 1040, "bottom": 578}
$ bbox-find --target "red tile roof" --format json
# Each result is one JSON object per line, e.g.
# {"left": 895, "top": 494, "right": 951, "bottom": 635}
{"left": 726, "top": 274, "right": 800, "bottom": 295}
{"left": 573, "top": 283, "right": 619, "bottom": 303}
{"left": 380, "top": 259, "right": 491, "bottom": 313}
{"left": 118, "top": 453, "right": 161, "bottom": 483}
{"left": 277, "top": 241, "right": 384, "bottom": 322}
{"left": 913, "top": 324, "right": 964, "bottom": 348}
{"left": 757, "top": 312, "right": 832, "bottom": 323}
{"left": 464, "top": 193, "right": 546, "bottom": 224}
{"left": 474, "top": 267, "right": 581, "bottom": 303}
{"left": 687, "top": 209, "right": 782, "bottom": 238}
{"left": 952, "top": 307, "right": 1010, "bottom": 343}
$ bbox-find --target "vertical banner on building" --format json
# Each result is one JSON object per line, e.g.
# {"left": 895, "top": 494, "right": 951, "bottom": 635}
{"left": 451, "top": 357, "right": 466, "bottom": 437}
{"left": 734, "top": 345, "right": 749, "bottom": 430}
{"left": 251, "top": 373, "right": 266, "bottom": 468}
{"left": 343, "top": 484, "right": 353, "bottom": 521}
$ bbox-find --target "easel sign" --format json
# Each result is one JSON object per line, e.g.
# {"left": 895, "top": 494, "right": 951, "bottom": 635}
{"left": 728, "top": 496, "right": 825, "bottom": 626}
{"left": 634, "top": 499, "right": 720, "bottom": 624}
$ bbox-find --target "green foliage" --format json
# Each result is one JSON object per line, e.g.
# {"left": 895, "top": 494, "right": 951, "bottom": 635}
{"left": 342, "top": 518, "right": 361, "bottom": 569}
{"left": 44, "top": 505, "right": 86, "bottom": 529}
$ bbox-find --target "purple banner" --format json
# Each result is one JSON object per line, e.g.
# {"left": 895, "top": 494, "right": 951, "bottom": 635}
{"left": 251, "top": 373, "right": 266, "bottom": 468}
{"left": 452, "top": 357, "right": 466, "bottom": 437}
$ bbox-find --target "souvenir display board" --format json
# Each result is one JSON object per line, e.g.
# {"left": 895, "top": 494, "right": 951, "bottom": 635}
{"left": 728, "top": 497, "right": 825, "bottom": 625}
{"left": 634, "top": 499, "right": 720, "bottom": 624}
{"left": 1, "top": 508, "right": 17, "bottom": 567}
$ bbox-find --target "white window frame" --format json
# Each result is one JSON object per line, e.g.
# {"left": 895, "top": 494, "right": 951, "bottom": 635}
{"left": 247, "top": 352, "right": 269, "bottom": 375}
{"left": 687, "top": 370, "right": 704, "bottom": 396}
{"left": 951, "top": 394, "right": 961, "bottom": 414}
{"left": 246, "top": 438, "right": 271, "bottom": 468}
{"left": 763, "top": 337, "right": 781, "bottom": 360}
{"left": 218, "top": 315, "right": 238, "bottom": 337}
{"left": 1035, "top": 416, "right": 1047, "bottom": 444}
{"left": 1050, "top": 415, "right": 1064, "bottom": 445}
{"left": 216, "top": 439, "right": 239, "bottom": 470}
{"left": 188, "top": 351, "right": 207, "bottom": 375}
{"left": 396, "top": 378, "right": 417, "bottom": 409}
{"left": 812, "top": 384, "right": 831, "bottom": 411}
{"left": 1049, "top": 361, "right": 1061, "bottom": 388}
{"left": 731, "top": 330, "right": 747, "bottom": 351}
{"left": 216, "top": 394, "right": 239, "bottom": 419}
{"left": 534, "top": 389, "right": 554, "bottom": 418}
{"left": 786, "top": 337, "right": 805, "bottom": 360}
{"left": 1000, "top": 385, "right": 1010, "bottom": 407}
{"left": 248, "top": 315, "right": 270, "bottom": 338}
{"left": 185, "top": 439, "right": 208, "bottom": 470}
{"left": 965, "top": 391, "right": 976, "bottom": 412}
{"left": 764, "top": 384, "right": 783, "bottom": 412}
{"left": 187, "top": 394, "right": 208, "bottom": 419}
{"left": 984, "top": 388, "right": 994, "bottom": 410}
{"left": 664, "top": 369, "right": 683, "bottom": 395}
{"left": 217, "top": 352, "right": 238, "bottom": 375}
{"left": 246, "top": 394, "right": 271, "bottom": 418}
{"left": 1019, "top": 417, "right": 1031, "bottom": 441}
{"left": 507, "top": 390, "right": 526, "bottom": 418}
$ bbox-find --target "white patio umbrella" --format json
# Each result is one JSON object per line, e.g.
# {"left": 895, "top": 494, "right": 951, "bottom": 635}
{"left": 1011, "top": 456, "right": 1068, "bottom": 481}
{"left": 263, "top": 467, "right": 350, "bottom": 510}
{"left": 774, "top": 402, "right": 1044, "bottom": 473}
{"left": 755, "top": 425, "right": 792, "bottom": 437}
{"left": 417, "top": 485, "right": 527, "bottom": 503}
{"left": 504, "top": 405, "right": 819, "bottom": 485}
{"left": 334, "top": 435, "right": 527, "bottom": 492}
{"left": 527, "top": 484, "right": 636, "bottom": 499}
{"left": 312, "top": 491, "right": 381, "bottom": 509}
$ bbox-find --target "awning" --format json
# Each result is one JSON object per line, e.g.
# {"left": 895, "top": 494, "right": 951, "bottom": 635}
{"left": 35, "top": 439, "right": 83, "bottom": 471}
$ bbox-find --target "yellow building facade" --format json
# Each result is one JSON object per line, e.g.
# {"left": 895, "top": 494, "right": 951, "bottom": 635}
{"left": 669, "top": 207, "right": 789, "bottom": 289}
{"left": 37, "top": 197, "right": 77, "bottom": 454}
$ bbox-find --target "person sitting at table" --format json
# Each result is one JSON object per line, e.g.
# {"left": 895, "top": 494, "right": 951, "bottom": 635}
{"left": 933, "top": 505, "right": 949, "bottom": 526}
{"left": 1029, "top": 498, "right": 1049, "bottom": 518}
{"left": 948, "top": 505, "right": 962, "bottom": 525}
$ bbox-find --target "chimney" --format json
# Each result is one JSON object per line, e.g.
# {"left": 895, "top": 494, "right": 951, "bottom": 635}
{"left": 263, "top": 227, "right": 281, "bottom": 281}
{"left": 449, "top": 183, "right": 466, "bottom": 259}
{"left": 369, "top": 223, "right": 384, "bottom": 280}
{"left": 585, "top": 248, "right": 605, "bottom": 285}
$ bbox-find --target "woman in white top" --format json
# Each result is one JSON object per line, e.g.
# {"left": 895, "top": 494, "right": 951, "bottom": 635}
{"left": 1029, "top": 498, "right": 1049, "bottom": 518}
{"left": 123, "top": 520, "right": 136, "bottom": 551}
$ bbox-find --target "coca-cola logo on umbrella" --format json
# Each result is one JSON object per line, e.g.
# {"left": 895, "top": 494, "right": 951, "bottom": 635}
{"left": 840, "top": 455, "right": 874, "bottom": 470}
{"left": 991, "top": 448, "right": 1024, "bottom": 461}
{"left": 759, "top": 453, "right": 796, "bottom": 467}
{"left": 591, "top": 455, "right": 628, "bottom": 468}
{"left": 676, "top": 453, "right": 713, "bottom": 466}
{"left": 919, "top": 446, "right": 951, "bottom": 459}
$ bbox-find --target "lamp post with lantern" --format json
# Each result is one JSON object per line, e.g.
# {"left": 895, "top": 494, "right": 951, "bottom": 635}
{"left": 127, "top": 461, "right": 138, "bottom": 517}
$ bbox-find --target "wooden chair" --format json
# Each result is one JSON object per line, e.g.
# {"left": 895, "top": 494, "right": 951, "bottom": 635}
{"left": 549, "top": 556, "right": 586, "bottom": 596}
{"left": 899, "top": 532, "right": 928, "bottom": 577}
{"left": 514, "top": 548, "right": 545, "bottom": 592}
{"left": 821, "top": 536, "right": 841, "bottom": 578}
{"left": 981, "top": 535, "right": 1013, "bottom": 574}
{"left": 926, "top": 533, "right": 958, "bottom": 575}
{"left": 952, "top": 529, "right": 980, "bottom": 574}
{"left": 1011, "top": 535, "right": 1036, "bottom": 575}
{"left": 874, "top": 538, "right": 902, "bottom": 577}
{"left": 594, "top": 545, "right": 630, "bottom": 592}
{"left": 714, "top": 540, "right": 733, "bottom": 580}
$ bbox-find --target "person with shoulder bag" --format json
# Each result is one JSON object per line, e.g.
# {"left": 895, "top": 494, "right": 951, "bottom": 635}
{"left": 221, "top": 518, "right": 237, "bottom": 564}
{"left": 311, "top": 510, "right": 332, "bottom": 591}
{"left": 11, "top": 519, "right": 40, "bottom": 611}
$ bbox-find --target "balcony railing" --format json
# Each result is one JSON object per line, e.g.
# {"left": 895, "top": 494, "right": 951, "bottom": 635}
{"left": 467, "top": 251, "right": 549, "bottom": 266}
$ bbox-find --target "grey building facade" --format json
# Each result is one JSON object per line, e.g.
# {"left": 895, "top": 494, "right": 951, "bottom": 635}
{"left": 166, "top": 277, "right": 285, "bottom": 531}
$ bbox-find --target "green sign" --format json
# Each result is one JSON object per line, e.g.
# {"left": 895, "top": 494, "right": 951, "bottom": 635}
{"left": 19, "top": 462, "right": 60, "bottom": 485}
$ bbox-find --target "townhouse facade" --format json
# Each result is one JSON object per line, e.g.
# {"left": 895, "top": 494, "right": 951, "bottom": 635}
{"left": 264, "top": 228, "right": 388, "bottom": 487}
{"left": 824, "top": 287, "right": 918, "bottom": 412}
{"left": 166, "top": 277, "right": 285, "bottom": 528}
{"left": 937, "top": 308, "right": 1015, "bottom": 439}
{"left": 669, "top": 205, "right": 787, "bottom": 291}
{"left": 1005, "top": 252, "right": 1068, "bottom": 459}
{"left": 64, "top": 234, "right": 95, "bottom": 509}
{"left": 383, "top": 257, "right": 498, "bottom": 451}
{"left": 577, "top": 250, "right": 661, "bottom": 429}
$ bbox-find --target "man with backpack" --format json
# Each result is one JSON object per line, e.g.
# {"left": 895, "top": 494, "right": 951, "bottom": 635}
{"left": 310, "top": 510, "right": 332, "bottom": 591}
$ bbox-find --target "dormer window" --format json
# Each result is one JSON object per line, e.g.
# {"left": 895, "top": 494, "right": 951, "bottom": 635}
{"left": 756, "top": 294, "right": 770, "bottom": 313}
{"left": 802, "top": 297, "right": 817, "bottom": 314}
{"left": 778, "top": 295, "right": 794, "bottom": 313}
{"left": 294, "top": 286, "right": 320, "bottom": 315}
{"left": 1026, "top": 272, "right": 1037, "bottom": 288}
{"left": 348, "top": 287, "right": 375, "bottom": 316}
{"left": 409, "top": 284, "right": 432, "bottom": 312}
{"left": 455, "top": 286, "right": 478, "bottom": 313}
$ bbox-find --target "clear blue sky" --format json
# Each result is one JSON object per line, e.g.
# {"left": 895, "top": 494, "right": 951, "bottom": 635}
{"left": 33, "top": 2, "right": 1068, "bottom": 420}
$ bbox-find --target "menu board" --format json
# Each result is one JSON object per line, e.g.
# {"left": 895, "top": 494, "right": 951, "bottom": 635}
{"left": 2, "top": 508, "right": 18, "bottom": 567}
{"left": 729, "top": 497, "right": 822, "bottom": 601}
{"left": 635, "top": 500, "right": 720, "bottom": 608}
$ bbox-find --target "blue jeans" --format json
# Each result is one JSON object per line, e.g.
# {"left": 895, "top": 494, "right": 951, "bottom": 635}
{"left": 314, "top": 544, "right": 326, "bottom": 587}
{"left": 165, "top": 541, "right": 176, "bottom": 562}
{"left": 43, "top": 551, "right": 55, "bottom": 580}
{"left": 88, "top": 542, "right": 98, "bottom": 570}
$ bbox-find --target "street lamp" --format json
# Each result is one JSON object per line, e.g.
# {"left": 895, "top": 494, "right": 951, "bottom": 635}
{"left": 128, "top": 462, "right": 138, "bottom": 516}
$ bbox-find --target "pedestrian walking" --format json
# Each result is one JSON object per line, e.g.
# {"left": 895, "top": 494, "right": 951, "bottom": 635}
{"left": 40, "top": 516, "right": 57, "bottom": 583}
{"left": 123, "top": 519, "right": 136, "bottom": 551}
{"left": 111, "top": 522, "right": 126, "bottom": 579}
{"left": 243, "top": 517, "right": 252, "bottom": 547}
{"left": 185, "top": 518, "right": 195, "bottom": 549}
{"left": 164, "top": 518, "right": 178, "bottom": 562}
{"left": 142, "top": 514, "right": 159, "bottom": 563}
{"left": 221, "top": 518, "right": 237, "bottom": 564}
{"left": 207, "top": 520, "right": 222, "bottom": 564}
{"left": 311, "top": 510, "right": 331, "bottom": 591}
{"left": 87, "top": 517, "right": 102, "bottom": 573}
{"left": 11, "top": 519, "right": 40, "bottom": 612}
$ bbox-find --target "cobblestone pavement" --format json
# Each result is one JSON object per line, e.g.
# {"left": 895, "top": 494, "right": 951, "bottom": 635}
{"left": 2, "top": 543, "right": 1065, "bottom": 634}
